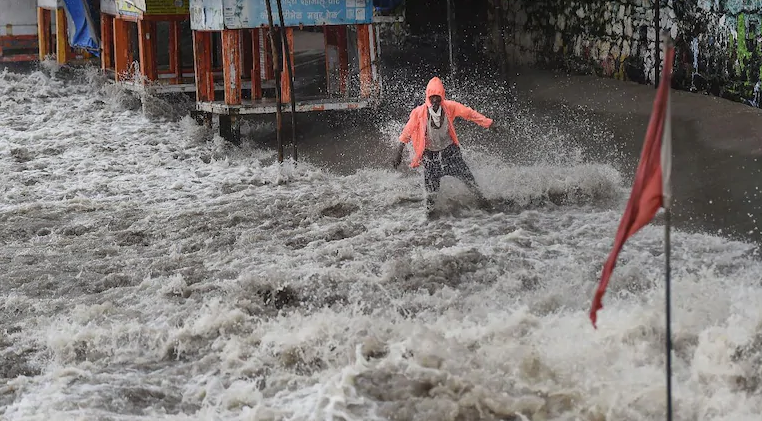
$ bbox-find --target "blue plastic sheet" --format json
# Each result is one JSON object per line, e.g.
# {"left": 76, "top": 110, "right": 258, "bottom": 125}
{"left": 63, "top": 0, "right": 100, "bottom": 56}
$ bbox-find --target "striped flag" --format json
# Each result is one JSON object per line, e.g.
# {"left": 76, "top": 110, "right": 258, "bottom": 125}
{"left": 589, "top": 45, "right": 675, "bottom": 328}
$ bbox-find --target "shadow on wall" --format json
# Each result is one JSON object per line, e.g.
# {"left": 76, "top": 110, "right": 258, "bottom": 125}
{"left": 487, "top": 0, "right": 762, "bottom": 108}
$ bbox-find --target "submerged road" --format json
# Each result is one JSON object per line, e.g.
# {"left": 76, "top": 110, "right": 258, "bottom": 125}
{"left": 262, "top": 33, "right": 762, "bottom": 246}
{"left": 2, "top": 35, "right": 762, "bottom": 420}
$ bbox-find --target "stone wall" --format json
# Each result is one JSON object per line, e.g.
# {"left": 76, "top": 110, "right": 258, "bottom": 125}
{"left": 488, "top": 0, "right": 762, "bottom": 107}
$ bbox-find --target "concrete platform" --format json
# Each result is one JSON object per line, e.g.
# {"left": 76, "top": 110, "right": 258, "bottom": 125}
{"left": 196, "top": 97, "right": 371, "bottom": 115}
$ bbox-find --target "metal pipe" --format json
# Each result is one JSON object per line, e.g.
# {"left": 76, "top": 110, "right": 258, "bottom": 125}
{"left": 446, "top": 0, "right": 455, "bottom": 78}
{"left": 275, "top": 0, "right": 298, "bottom": 162}
{"left": 493, "top": 0, "right": 510, "bottom": 90}
{"left": 264, "top": 0, "right": 284, "bottom": 163}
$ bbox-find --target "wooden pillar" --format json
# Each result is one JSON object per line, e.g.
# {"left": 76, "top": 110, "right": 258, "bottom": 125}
{"left": 37, "top": 8, "right": 51, "bottom": 61}
{"left": 251, "top": 28, "right": 262, "bottom": 100}
{"left": 280, "top": 28, "right": 294, "bottom": 104}
{"left": 100, "top": 14, "right": 114, "bottom": 70}
{"left": 221, "top": 29, "right": 242, "bottom": 105}
{"left": 242, "top": 29, "right": 252, "bottom": 80}
{"left": 55, "top": 7, "right": 68, "bottom": 64}
{"left": 324, "top": 25, "right": 349, "bottom": 95}
{"left": 113, "top": 18, "right": 131, "bottom": 81}
{"left": 192, "top": 31, "right": 215, "bottom": 102}
{"left": 263, "top": 29, "right": 274, "bottom": 80}
{"left": 337, "top": 27, "right": 348, "bottom": 94}
{"left": 138, "top": 20, "right": 157, "bottom": 82}
{"left": 357, "top": 24, "right": 372, "bottom": 98}
{"left": 169, "top": 21, "right": 182, "bottom": 83}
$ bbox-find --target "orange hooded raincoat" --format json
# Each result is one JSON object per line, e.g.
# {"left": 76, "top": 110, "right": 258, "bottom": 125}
{"left": 398, "top": 77, "right": 494, "bottom": 168}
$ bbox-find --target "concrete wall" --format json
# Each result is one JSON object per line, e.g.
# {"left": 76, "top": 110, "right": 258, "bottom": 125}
{"left": 488, "top": 0, "right": 762, "bottom": 107}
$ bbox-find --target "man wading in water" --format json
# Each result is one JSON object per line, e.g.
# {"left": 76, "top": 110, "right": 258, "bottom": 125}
{"left": 393, "top": 76, "right": 502, "bottom": 219}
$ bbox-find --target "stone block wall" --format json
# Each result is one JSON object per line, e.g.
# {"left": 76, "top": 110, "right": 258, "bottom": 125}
{"left": 488, "top": 0, "right": 762, "bottom": 107}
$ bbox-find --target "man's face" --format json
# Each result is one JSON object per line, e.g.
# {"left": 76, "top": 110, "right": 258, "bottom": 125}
{"left": 429, "top": 95, "right": 442, "bottom": 111}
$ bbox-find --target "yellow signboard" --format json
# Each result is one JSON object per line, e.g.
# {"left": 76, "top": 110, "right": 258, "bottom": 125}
{"left": 146, "top": 0, "right": 189, "bottom": 15}
{"left": 116, "top": 0, "right": 189, "bottom": 16}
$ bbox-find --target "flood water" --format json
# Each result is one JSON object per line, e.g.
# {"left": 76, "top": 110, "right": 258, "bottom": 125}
{"left": 1, "top": 37, "right": 762, "bottom": 420}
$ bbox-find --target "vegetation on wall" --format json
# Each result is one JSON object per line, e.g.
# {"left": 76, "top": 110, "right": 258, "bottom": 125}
{"left": 488, "top": 0, "right": 762, "bottom": 107}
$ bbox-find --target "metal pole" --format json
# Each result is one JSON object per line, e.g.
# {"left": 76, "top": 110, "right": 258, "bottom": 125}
{"left": 493, "top": 0, "right": 510, "bottom": 95}
{"left": 663, "top": 33, "right": 674, "bottom": 421}
{"left": 446, "top": 0, "right": 455, "bottom": 78}
{"left": 264, "top": 0, "right": 284, "bottom": 163}
{"left": 275, "top": 0, "right": 298, "bottom": 162}
{"left": 654, "top": 0, "right": 660, "bottom": 88}
{"left": 664, "top": 207, "right": 673, "bottom": 421}
{"left": 656, "top": 31, "right": 674, "bottom": 421}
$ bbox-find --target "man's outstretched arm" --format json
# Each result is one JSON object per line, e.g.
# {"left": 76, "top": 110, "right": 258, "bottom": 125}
{"left": 449, "top": 101, "right": 494, "bottom": 128}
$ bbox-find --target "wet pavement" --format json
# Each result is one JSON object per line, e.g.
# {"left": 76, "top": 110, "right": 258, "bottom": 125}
{"left": 514, "top": 70, "right": 762, "bottom": 244}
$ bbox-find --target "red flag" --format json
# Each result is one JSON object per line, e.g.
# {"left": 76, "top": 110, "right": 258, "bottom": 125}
{"left": 589, "top": 45, "right": 675, "bottom": 328}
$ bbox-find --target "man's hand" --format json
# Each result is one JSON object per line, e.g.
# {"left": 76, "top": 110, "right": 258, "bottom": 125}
{"left": 489, "top": 122, "right": 508, "bottom": 135}
{"left": 392, "top": 143, "right": 405, "bottom": 169}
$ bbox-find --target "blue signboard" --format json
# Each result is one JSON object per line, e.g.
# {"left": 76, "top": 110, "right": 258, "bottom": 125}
{"left": 222, "top": 0, "right": 373, "bottom": 29}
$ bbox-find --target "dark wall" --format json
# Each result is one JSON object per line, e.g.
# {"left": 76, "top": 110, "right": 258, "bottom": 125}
{"left": 403, "top": 0, "right": 492, "bottom": 71}
{"left": 487, "top": 0, "right": 762, "bottom": 108}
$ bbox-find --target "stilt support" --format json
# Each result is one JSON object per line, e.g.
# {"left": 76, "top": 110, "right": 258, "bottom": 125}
{"left": 219, "top": 115, "right": 241, "bottom": 145}
{"left": 100, "top": 14, "right": 113, "bottom": 71}
{"left": 263, "top": 29, "right": 274, "bottom": 81}
{"left": 280, "top": 28, "right": 294, "bottom": 104}
{"left": 251, "top": 29, "right": 263, "bottom": 100}
{"left": 138, "top": 20, "right": 158, "bottom": 82}
{"left": 37, "top": 8, "right": 52, "bottom": 61}
{"left": 357, "top": 24, "right": 373, "bottom": 98}
{"left": 113, "top": 18, "right": 131, "bottom": 81}
{"left": 55, "top": 7, "right": 68, "bottom": 64}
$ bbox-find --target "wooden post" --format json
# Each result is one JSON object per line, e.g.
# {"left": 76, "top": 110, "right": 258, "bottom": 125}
{"left": 138, "top": 20, "right": 157, "bottom": 82}
{"left": 263, "top": 29, "right": 274, "bottom": 80}
{"left": 275, "top": 0, "right": 298, "bottom": 162}
{"left": 338, "top": 27, "right": 349, "bottom": 94}
{"left": 113, "top": 18, "right": 131, "bottom": 81}
{"left": 242, "top": 29, "right": 252, "bottom": 81}
{"left": 169, "top": 21, "right": 182, "bottom": 83}
{"left": 192, "top": 31, "right": 214, "bottom": 102}
{"left": 221, "top": 29, "right": 242, "bottom": 105}
{"left": 324, "top": 25, "right": 349, "bottom": 95}
{"left": 280, "top": 27, "right": 294, "bottom": 104}
{"left": 55, "top": 7, "right": 68, "bottom": 64}
{"left": 264, "top": 3, "right": 283, "bottom": 162}
{"left": 37, "top": 8, "right": 51, "bottom": 61}
{"left": 100, "top": 14, "right": 113, "bottom": 70}
{"left": 251, "top": 28, "right": 262, "bottom": 100}
{"left": 357, "top": 24, "right": 372, "bottom": 98}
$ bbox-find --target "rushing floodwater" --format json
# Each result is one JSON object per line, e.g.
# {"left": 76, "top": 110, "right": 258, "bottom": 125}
{"left": 1, "top": 62, "right": 762, "bottom": 421}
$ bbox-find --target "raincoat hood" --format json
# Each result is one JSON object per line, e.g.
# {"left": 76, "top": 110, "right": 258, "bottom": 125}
{"left": 425, "top": 77, "right": 446, "bottom": 106}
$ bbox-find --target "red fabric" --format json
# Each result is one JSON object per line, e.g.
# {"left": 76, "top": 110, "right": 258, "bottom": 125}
{"left": 399, "top": 77, "right": 493, "bottom": 168}
{"left": 589, "top": 46, "right": 676, "bottom": 328}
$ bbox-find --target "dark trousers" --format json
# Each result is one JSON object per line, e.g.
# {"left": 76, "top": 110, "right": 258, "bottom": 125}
{"left": 422, "top": 143, "right": 485, "bottom": 210}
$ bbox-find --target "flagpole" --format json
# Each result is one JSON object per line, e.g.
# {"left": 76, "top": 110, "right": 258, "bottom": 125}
{"left": 664, "top": 206, "right": 673, "bottom": 421}
{"left": 662, "top": 31, "right": 674, "bottom": 421}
